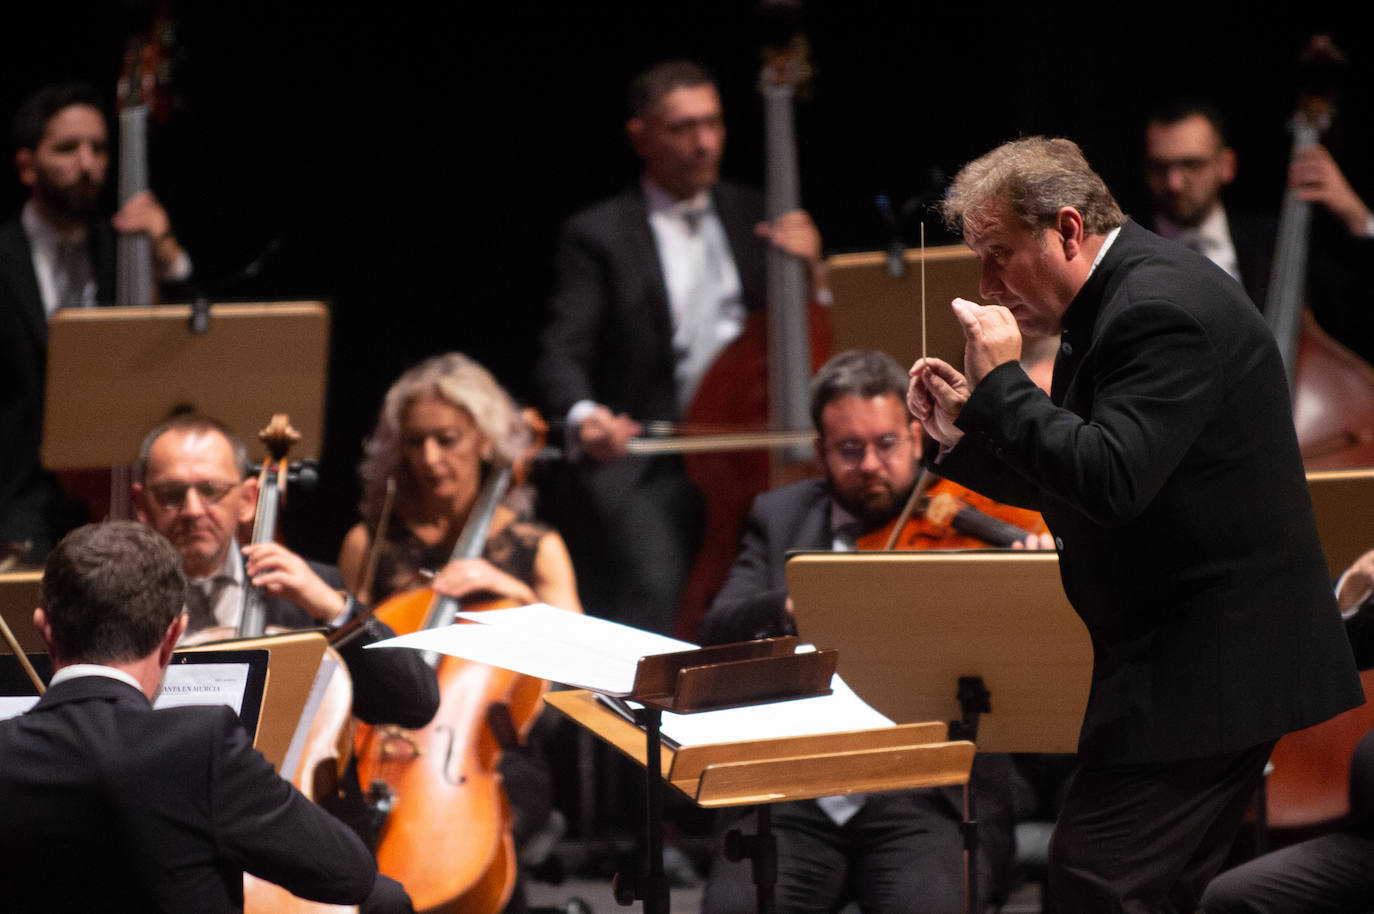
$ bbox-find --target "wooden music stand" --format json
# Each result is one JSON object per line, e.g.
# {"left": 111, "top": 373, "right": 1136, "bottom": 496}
{"left": 786, "top": 551, "right": 1092, "bottom": 753}
{"left": 826, "top": 244, "right": 983, "bottom": 371}
{"left": 179, "top": 630, "right": 330, "bottom": 773}
{"left": 0, "top": 572, "right": 45, "bottom": 655}
{"left": 544, "top": 638, "right": 976, "bottom": 914}
{"left": 42, "top": 301, "right": 330, "bottom": 471}
{"left": 1306, "top": 467, "right": 1374, "bottom": 576}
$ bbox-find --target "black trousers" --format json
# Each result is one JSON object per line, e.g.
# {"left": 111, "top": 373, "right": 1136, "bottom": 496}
{"left": 1047, "top": 740, "right": 1275, "bottom": 914}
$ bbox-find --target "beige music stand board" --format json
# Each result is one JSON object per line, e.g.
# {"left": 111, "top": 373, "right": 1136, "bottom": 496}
{"left": 787, "top": 551, "right": 1092, "bottom": 754}
{"left": 1305, "top": 467, "right": 1374, "bottom": 577}
{"left": 179, "top": 630, "right": 329, "bottom": 773}
{"left": 42, "top": 301, "right": 330, "bottom": 470}
{"left": 826, "top": 244, "right": 982, "bottom": 371}
{"left": 0, "top": 572, "right": 45, "bottom": 655}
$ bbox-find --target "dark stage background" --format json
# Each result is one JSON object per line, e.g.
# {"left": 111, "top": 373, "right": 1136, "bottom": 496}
{"left": 4, "top": 3, "right": 1370, "bottom": 561}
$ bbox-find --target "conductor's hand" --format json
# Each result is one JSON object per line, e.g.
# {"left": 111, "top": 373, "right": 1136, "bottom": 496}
{"left": 578, "top": 404, "right": 642, "bottom": 461}
{"left": 951, "top": 297, "right": 1022, "bottom": 387}
{"left": 1338, "top": 547, "right": 1374, "bottom": 616}
{"left": 907, "top": 357, "right": 968, "bottom": 449}
{"left": 242, "top": 542, "right": 347, "bottom": 624}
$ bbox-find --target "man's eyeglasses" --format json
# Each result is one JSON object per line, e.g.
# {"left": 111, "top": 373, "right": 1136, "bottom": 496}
{"left": 146, "top": 479, "right": 241, "bottom": 510}
{"left": 826, "top": 434, "right": 909, "bottom": 466}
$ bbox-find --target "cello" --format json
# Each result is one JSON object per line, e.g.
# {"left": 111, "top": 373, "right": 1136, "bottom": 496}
{"left": 673, "top": 6, "right": 832, "bottom": 640}
{"left": 348, "top": 441, "right": 548, "bottom": 914}
{"left": 1256, "top": 35, "right": 1374, "bottom": 831}
{"left": 183, "top": 415, "right": 357, "bottom": 913}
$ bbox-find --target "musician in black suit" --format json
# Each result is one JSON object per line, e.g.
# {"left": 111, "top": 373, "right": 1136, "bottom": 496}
{"left": 0, "top": 82, "right": 191, "bottom": 558}
{"left": 1142, "top": 98, "right": 1374, "bottom": 363}
{"left": 131, "top": 414, "right": 438, "bottom": 730}
{"left": 535, "top": 59, "right": 825, "bottom": 635}
{"left": 0, "top": 520, "right": 410, "bottom": 913}
{"left": 698, "top": 349, "right": 1033, "bottom": 913}
{"left": 908, "top": 136, "right": 1364, "bottom": 912}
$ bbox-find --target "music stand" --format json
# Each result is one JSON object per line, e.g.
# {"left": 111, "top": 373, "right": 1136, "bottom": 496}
{"left": 1306, "top": 467, "right": 1374, "bottom": 577}
{"left": 0, "top": 572, "right": 45, "bottom": 656}
{"left": 42, "top": 301, "right": 330, "bottom": 472}
{"left": 826, "top": 244, "right": 982, "bottom": 372}
{"left": 786, "top": 551, "right": 1092, "bottom": 753}
{"left": 544, "top": 638, "right": 976, "bottom": 914}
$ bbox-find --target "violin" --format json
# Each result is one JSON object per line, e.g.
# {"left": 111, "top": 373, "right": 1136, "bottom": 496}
{"left": 348, "top": 413, "right": 550, "bottom": 914}
{"left": 856, "top": 472, "right": 1048, "bottom": 552}
{"left": 182, "top": 414, "right": 357, "bottom": 914}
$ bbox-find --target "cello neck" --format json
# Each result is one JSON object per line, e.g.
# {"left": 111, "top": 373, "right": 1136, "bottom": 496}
{"left": 1264, "top": 117, "right": 1320, "bottom": 386}
{"left": 421, "top": 462, "right": 513, "bottom": 632}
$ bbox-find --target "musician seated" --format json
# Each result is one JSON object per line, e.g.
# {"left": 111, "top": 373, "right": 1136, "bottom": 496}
{"left": 1200, "top": 546, "right": 1374, "bottom": 912}
{"left": 698, "top": 349, "right": 1043, "bottom": 913}
{"left": 131, "top": 413, "right": 439, "bottom": 729}
{"left": 0, "top": 521, "right": 410, "bottom": 913}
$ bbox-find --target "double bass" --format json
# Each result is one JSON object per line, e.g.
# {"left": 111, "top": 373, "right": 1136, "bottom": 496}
{"left": 1257, "top": 35, "right": 1374, "bottom": 831}
{"left": 673, "top": 6, "right": 832, "bottom": 640}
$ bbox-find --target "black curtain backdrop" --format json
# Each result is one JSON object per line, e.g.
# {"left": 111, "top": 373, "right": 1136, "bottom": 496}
{"left": 4, "top": 3, "right": 1370, "bottom": 560}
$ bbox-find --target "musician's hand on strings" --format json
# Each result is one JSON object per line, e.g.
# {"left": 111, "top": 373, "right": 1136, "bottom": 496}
{"left": 756, "top": 209, "right": 830, "bottom": 297}
{"left": 951, "top": 297, "right": 1022, "bottom": 387}
{"left": 242, "top": 541, "right": 348, "bottom": 623}
{"left": 907, "top": 357, "right": 967, "bottom": 449}
{"left": 1011, "top": 531, "right": 1056, "bottom": 551}
{"left": 432, "top": 557, "right": 536, "bottom": 605}
{"left": 112, "top": 189, "right": 184, "bottom": 270}
{"left": 578, "top": 405, "right": 642, "bottom": 461}
{"left": 1291, "top": 144, "right": 1373, "bottom": 237}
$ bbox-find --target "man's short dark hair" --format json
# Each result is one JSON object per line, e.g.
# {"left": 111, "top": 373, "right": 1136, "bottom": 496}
{"left": 627, "top": 60, "right": 716, "bottom": 120}
{"left": 1146, "top": 98, "right": 1230, "bottom": 147}
{"left": 11, "top": 82, "right": 105, "bottom": 153}
{"left": 809, "top": 349, "right": 913, "bottom": 431}
{"left": 40, "top": 521, "right": 187, "bottom": 665}
{"left": 133, "top": 414, "right": 249, "bottom": 484}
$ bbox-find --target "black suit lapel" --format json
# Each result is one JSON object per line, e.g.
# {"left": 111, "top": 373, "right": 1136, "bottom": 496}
{"left": 0, "top": 218, "right": 50, "bottom": 353}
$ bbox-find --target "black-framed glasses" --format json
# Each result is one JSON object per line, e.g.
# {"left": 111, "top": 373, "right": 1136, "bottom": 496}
{"left": 825, "top": 433, "right": 909, "bottom": 466}
{"left": 146, "top": 479, "right": 241, "bottom": 510}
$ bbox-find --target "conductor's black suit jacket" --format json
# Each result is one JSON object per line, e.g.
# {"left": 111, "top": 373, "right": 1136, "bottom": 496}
{"left": 0, "top": 674, "right": 377, "bottom": 913}
{"left": 936, "top": 220, "right": 1363, "bottom": 765}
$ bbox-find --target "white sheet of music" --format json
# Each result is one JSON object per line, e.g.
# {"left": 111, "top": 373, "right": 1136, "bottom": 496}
{"left": 365, "top": 603, "right": 695, "bottom": 696}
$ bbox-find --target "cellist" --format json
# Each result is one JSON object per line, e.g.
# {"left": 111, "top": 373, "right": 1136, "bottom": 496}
{"left": 696, "top": 349, "right": 1049, "bottom": 914}
{"left": 533, "top": 59, "right": 827, "bottom": 637}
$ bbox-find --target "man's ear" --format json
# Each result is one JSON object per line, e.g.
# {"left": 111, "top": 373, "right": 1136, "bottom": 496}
{"left": 157, "top": 613, "right": 188, "bottom": 669}
{"left": 1057, "top": 206, "right": 1086, "bottom": 259}
{"left": 14, "top": 149, "right": 36, "bottom": 189}
{"left": 1218, "top": 146, "right": 1237, "bottom": 186}
{"left": 237, "top": 476, "right": 260, "bottom": 526}
{"left": 32, "top": 607, "right": 55, "bottom": 658}
{"left": 626, "top": 117, "right": 647, "bottom": 156}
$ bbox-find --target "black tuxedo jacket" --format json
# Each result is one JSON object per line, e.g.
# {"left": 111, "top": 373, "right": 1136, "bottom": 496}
{"left": 0, "top": 215, "right": 115, "bottom": 548}
{"left": 0, "top": 675, "right": 376, "bottom": 912}
{"left": 937, "top": 220, "right": 1363, "bottom": 765}
{"left": 252, "top": 558, "right": 439, "bottom": 729}
{"left": 698, "top": 477, "right": 830, "bottom": 645}
{"left": 534, "top": 182, "right": 766, "bottom": 514}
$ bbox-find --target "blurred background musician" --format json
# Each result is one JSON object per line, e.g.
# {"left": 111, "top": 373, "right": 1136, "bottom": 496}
{"left": 1142, "top": 96, "right": 1374, "bottom": 364}
{"left": 697, "top": 349, "right": 1044, "bottom": 913}
{"left": 0, "top": 520, "right": 411, "bottom": 913}
{"left": 0, "top": 81, "right": 192, "bottom": 560}
{"left": 534, "top": 59, "right": 825, "bottom": 636}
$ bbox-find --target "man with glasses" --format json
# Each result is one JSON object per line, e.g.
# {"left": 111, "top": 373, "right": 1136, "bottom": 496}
{"left": 1143, "top": 98, "right": 1374, "bottom": 362}
{"left": 131, "top": 414, "right": 438, "bottom": 738}
{"left": 696, "top": 349, "right": 1035, "bottom": 914}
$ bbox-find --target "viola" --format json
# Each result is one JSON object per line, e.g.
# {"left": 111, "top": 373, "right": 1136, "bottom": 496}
{"left": 856, "top": 475, "right": 1048, "bottom": 552}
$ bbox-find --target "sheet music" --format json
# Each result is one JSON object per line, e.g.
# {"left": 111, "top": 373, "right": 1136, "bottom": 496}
{"left": 365, "top": 603, "right": 695, "bottom": 696}
{"left": 153, "top": 661, "right": 251, "bottom": 713}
